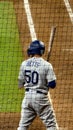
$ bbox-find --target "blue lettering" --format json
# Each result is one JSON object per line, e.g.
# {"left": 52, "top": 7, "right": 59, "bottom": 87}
{"left": 25, "top": 70, "right": 39, "bottom": 84}
{"left": 26, "top": 61, "right": 40, "bottom": 67}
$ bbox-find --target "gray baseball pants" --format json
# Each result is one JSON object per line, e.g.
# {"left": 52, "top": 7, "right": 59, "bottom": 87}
{"left": 17, "top": 91, "right": 57, "bottom": 130}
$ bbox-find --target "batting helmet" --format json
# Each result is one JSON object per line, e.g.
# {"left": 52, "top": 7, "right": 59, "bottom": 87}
{"left": 27, "top": 40, "right": 45, "bottom": 56}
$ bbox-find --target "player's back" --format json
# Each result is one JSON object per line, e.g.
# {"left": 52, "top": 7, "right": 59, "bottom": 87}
{"left": 22, "top": 57, "right": 53, "bottom": 93}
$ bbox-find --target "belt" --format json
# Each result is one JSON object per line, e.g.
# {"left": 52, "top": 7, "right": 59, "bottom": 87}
{"left": 26, "top": 88, "right": 47, "bottom": 95}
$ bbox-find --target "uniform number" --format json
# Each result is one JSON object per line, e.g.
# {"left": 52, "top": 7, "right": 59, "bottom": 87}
{"left": 25, "top": 70, "right": 39, "bottom": 84}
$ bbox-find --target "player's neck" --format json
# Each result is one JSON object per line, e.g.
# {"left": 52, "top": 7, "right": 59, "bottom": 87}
{"left": 34, "top": 55, "right": 41, "bottom": 57}
{"left": 29, "top": 54, "right": 41, "bottom": 58}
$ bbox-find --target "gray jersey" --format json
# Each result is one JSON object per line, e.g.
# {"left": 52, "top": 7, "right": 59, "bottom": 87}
{"left": 17, "top": 57, "right": 57, "bottom": 130}
{"left": 18, "top": 57, "right": 56, "bottom": 94}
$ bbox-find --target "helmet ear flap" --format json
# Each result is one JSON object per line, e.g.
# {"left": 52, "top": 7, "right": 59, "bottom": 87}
{"left": 27, "top": 48, "right": 31, "bottom": 56}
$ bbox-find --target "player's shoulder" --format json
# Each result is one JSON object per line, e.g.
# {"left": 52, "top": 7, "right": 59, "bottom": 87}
{"left": 21, "top": 58, "right": 33, "bottom": 66}
{"left": 41, "top": 58, "right": 53, "bottom": 70}
{"left": 20, "top": 59, "right": 27, "bottom": 66}
{"left": 41, "top": 58, "right": 52, "bottom": 66}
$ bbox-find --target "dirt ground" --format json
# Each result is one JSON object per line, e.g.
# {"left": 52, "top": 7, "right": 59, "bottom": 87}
{"left": 0, "top": 113, "right": 46, "bottom": 130}
{"left": 0, "top": 0, "right": 73, "bottom": 130}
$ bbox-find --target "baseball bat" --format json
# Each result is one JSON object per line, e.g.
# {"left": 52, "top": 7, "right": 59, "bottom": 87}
{"left": 47, "top": 26, "right": 59, "bottom": 129}
{"left": 47, "top": 26, "right": 56, "bottom": 61}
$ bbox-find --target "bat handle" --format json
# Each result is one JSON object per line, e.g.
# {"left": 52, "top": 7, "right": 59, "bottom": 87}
{"left": 47, "top": 26, "right": 56, "bottom": 61}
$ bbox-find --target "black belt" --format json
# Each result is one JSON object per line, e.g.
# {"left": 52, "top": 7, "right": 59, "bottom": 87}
{"left": 26, "top": 88, "right": 47, "bottom": 95}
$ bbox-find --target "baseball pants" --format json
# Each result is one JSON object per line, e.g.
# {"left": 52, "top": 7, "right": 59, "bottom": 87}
{"left": 17, "top": 92, "right": 57, "bottom": 130}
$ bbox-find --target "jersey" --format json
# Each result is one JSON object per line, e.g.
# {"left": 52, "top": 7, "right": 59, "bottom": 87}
{"left": 18, "top": 57, "right": 56, "bottom": 94}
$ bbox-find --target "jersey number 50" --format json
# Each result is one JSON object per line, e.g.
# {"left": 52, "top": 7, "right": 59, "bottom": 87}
{"left": 25, "top": 70, "right": 39, "bottom": 84}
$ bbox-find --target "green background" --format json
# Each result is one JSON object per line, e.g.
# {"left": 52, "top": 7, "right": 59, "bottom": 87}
{"left": 0, "top": 1, "right": 23, "bottom": 112}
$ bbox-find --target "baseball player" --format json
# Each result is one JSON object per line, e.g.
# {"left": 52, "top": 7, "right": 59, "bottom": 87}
{"left": 17, "top": 40, "right": 57, "bottom": 130}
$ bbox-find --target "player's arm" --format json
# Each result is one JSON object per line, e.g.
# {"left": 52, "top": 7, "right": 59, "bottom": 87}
{"left": 46, "top": 63, "right": 57, "bottom": 89}
{"left": 18, "top": 79, "right": 25, "bottom": 89}
{"left": 47, "top": 80, "right": 56, "bottom": 89}
{"left": 18, "top": 63, "right": 25, "bottom": 89}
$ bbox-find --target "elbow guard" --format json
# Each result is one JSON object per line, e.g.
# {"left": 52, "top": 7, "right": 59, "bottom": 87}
{"left": 47, "top": 80, "right": 56, "bottom": 89}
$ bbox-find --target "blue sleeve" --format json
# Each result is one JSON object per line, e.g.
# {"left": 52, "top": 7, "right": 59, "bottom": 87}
{"left": 47, "top": 80, "right": 56, "bottom": 89}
